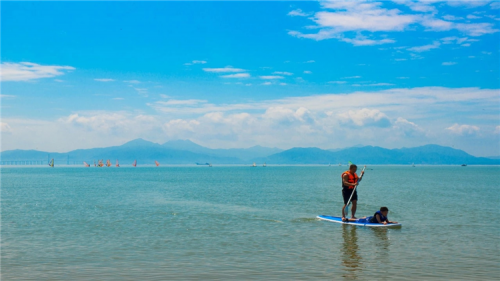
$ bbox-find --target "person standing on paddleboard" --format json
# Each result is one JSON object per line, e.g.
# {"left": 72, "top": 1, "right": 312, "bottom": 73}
{"left": 341, "top": 164, "right": 364, "bottom": 221}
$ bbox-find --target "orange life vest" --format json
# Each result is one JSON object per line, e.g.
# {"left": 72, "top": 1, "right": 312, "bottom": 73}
{"left": 341, "top": 170, "right": 358, "bottom": 189}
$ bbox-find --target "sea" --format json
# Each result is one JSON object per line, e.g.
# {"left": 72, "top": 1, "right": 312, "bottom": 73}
{"left": 2, "top": 165, "right": 499, "bottom": 280}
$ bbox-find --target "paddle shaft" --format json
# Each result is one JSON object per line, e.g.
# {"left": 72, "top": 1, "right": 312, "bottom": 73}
{"left": 344, "top": 166, "right": 366, "bottom": 214}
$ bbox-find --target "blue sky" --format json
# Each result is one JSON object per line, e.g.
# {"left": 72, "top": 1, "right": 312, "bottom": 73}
{"left": 1, "top": 1, "right": 499, "bottom": 156}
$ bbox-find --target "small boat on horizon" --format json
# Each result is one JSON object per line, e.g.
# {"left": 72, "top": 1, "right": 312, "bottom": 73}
{"left": 263, "top": 162, "right": 266, "bottom": 167}
{"left": 83, "top": 161, "right": 90, "bottom": 167}
{"left": 461, "top": 164, "right": 467, "bottom": 166}
{"left": 132, "top": 160, "right": 137, "bottom": 167}
{"left": 155, "top": 160, "right": 160, "bottom": 167}
{"left": 252, "top": 162, "right": 256, "bottom": 167}
{"left": 196, "top": 162, "right": 210, "bottom": 165}
{"left": 209, "top": 163, "right": 212, "bottom": 167}
{"left": 116, "top": 160, "right": 120, "bottom": 167}
{"left": 49, "top": 158, "right": 54, "bottom": 168}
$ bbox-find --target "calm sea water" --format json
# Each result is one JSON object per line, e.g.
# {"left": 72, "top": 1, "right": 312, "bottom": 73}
{"left": 2, "top": 165, "right": 499, "bottom": 280}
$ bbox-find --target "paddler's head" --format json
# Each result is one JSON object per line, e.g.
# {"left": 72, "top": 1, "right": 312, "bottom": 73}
{"left": 380, "top": 206, "right": 389, "bottom": 216}
{"left": 349, "top": 164, "right": 357, "bottom": 173}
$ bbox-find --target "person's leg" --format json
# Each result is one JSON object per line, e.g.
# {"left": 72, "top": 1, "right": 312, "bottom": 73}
{"left": 351, "top": 200, "right": 357, "bottom": 218}
{"left": 341, "top": 189, "right": 350, "bottom": 220}
{"left": 342, "top": 204, "right": 347, "bottom": 220}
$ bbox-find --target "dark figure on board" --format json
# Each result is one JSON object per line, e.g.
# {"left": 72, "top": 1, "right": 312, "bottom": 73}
{"left": 342, "top": 164, "right": 363, "bottom": 221}
{"left": 369, "top": 207, "right": 398, "bottom": 225}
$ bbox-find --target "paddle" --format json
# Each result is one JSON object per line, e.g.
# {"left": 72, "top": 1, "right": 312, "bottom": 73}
{"left": 344, "top": 165, "right": 366, "bottom": 219}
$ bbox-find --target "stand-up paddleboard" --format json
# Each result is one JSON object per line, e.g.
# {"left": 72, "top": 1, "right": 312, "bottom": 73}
{"left": 317, "top": 215, "right": 402, "bottom": 228}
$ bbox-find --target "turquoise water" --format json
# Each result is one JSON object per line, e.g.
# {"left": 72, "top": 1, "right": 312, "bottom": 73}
{"left": 2, "top": 166, "right": 499, "bottom": 280}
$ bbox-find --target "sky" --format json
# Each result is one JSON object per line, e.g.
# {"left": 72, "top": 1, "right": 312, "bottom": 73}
{"left": 1, "top": 0, "right": 499, "bottom": 157}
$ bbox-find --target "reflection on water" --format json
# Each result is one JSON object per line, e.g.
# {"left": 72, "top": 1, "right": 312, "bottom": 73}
{"left": 371, "top": 228, "right": 390, "bottom": 265}
{"left": 341, "top": 225, "right": 362, "bottom": 280}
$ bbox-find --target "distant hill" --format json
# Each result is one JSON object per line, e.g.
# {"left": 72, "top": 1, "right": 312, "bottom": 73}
{"left": 162, "top": 139, "right": 282, "bottom": 160}
{"left": 255, "top": 144, "right": 499, "bottom": 165}
{"left": 1, "top": 140, "right": 498, "bottom": 165}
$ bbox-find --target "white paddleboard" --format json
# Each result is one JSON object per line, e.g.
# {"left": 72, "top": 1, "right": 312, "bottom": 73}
{"left": 317, "top": 215, "right": 402, "bottom": 228}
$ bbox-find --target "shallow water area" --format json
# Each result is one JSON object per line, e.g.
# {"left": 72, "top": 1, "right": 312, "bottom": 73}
{"left": 2, "top": 165, "right": 499, "bottom": 280}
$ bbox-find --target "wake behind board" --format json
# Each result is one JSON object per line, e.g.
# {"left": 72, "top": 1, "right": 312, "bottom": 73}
{"left": 317, "top": 215, "right": 402, "bottom": 228}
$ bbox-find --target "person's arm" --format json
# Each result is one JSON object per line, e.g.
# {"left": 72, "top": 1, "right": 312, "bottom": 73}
{"left": 343, "top": 174, "right": 356, "bottom": 187}
{"left": 375, "top": 214, "right": 387, "bottom": 225}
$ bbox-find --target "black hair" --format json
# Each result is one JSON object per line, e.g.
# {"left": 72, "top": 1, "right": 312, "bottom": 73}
{"left": 349, "top": 164, "right": 357, "bottom": 169}
{"left": 380, "top": 207, "right": 389, "bottom": 212}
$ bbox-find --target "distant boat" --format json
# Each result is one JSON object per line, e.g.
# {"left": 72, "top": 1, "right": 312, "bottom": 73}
{"left": 132, "top": 160, "right": 137, "bottom": 167}
{"left": 209, "top": 163, "right": 212, "bottom": 167}
{"left": 116, "top": 160, "right": 120, "bottom": 167}
{"left": 155, "top": 161, "right": 160, "bottom": 167}
{"left": 97, "top": 160, "right": 104, "bottom": 167}
{"left": 49, "top": 158, "right": 54, "bottom": 167}
{"left": 263, "top": 162, "right": 266, "bottom": 167}
{"left": 252, "top": 162, "right": 256, "bottom": 167}
{"left": 83, "top": 161, "right": 90, "bottom": 167}
{"left": 106, "top": 160, "right": 111, "bottom": 167}
{"left": 196, "top": 163, "right": 210, "bottom": 165}
{"left": 461, "top": 164, "right": 467, "bottom": 167}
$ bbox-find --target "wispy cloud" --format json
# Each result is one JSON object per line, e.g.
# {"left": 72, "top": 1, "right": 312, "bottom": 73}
{"left": 1, "top": 62, "right": 74, "bottom": 81}
{"left": 203, "top": 67, "right": 246, "bottom": 73}
{"left": 184, "top": 60, "right": 207, "bottom": 65}
{"left": 328, "top": 81, "right": 347, "bottom": 84}
{"left": 408, "top": 41, "right": 440, "bottom": 52}
{"left": 259, "top": 75, "right": 284, "bottom": 80}
{"left": 124, "top": 80, "right": 140, "bottom": 84}
{"left": 288, "top": 1, "right": 498, "bottom": 45}
{"left": 303, "top": 71, "right": 312, "bottom": 74}
{"left": 220, "top": 73, "right": 250, "bottom": 78}
{"left": 288, "top": 9, "right": 311, "bottom": 17}
{"left": 446, "top": 123, "right": 480, "bottom": 135}
{"left": 344, "top": 76, "right": 361, "bottom": 79}
{"left": 273, "top": 71, "right": 293, "bottom": 76}
{"left": 95, "top": 78, "right": 115, "bottom": 82}
{"left": 442, "top": 62, "right": 457, "bottom": 66}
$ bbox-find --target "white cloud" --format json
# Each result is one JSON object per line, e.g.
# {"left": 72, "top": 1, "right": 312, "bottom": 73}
{"left": 368, "top": 83, "right": 395, "bottom": 86}
{"left": 95, "top": 78, "right": 115, "bottom": 82}
{"left": 408, "top": 41, "right": 441, "bottom": 52}
{"left": 192, "top": 60, "right": 207, "bottom": 64}
{"left": 338, "top": 108, "right": 391, "bottom": 127}
{"left": 1, "top": 122, "right": 12, "bottom": 133}
{"left": 259, "top": 75, "right": 284, "bottom": 79}
{"left": 303, "top": 71, "right": 312, "bottom": 74}
{"left": 305, "top": 60, "right": 316, "bottom": 63}
{"left": 124, "top": 80, "right": 141, "bottom": 84}
{"left": 221, "top": 73, "right": 250, "bottom": 78}
{"left": 344, "top": 76, "right": 361, "bottom": 79}
{"left": 288, "top": 9, "right": 311, "bottom": 17}
{"left": 279, "top": 83, "right": 287, "bottom": 86}
{"left": 112, "top": 98, "right": 124, "bottom": 100}
{"left": 3, "top": 87, "right": 499, "bottom": 154}
{"left": 446, "top": 123, "right": 480, "bottom": 135}
{"left": 1, "top": 62, "right": 74, "bottom": 81}
{"left": 262, "top": 82, "right": 272, "bottom": 85}
{"left": 289, "top": 1, "right": 498, "bottom": 45}
{"left": 54, "top": 79, "right": 64, "bottom": 82}
{"left": 273, "top": 71, "right": 293, "bottom": 76}
{"left": 157, "top": 99, "right": 207, "bottom": 106}
{"left": 442, "top": 61, "right": 457, "bottom": 65}
{"left": 328, "top": 81, "right": 347, "bottom": 84}
{"left": 0, "top": 94, "right": 16, "bottom": 99}
{"left": 203, "top": 67, "right": 246, "bottom": 73}
{"left": 393, "top": 117, "right": 425, "bottom": 137}
{"left": 467, "top": 14, "right": 481, "bottom": 19}
{"left": 442, "top": 15, "right": 463, "bottom": 21}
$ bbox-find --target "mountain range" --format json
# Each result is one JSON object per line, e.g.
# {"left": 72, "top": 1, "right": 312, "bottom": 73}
{"left": 1, "top": 139, "right": 498, "bottom": 165}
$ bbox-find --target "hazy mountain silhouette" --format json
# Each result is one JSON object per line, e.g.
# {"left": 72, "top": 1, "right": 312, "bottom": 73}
{"left": 1, "top": 139, "right": 498, "bottom": 165}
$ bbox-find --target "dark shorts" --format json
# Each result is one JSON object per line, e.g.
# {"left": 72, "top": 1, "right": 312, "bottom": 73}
{"left": 342, "top": 188, "right": 357, "bottom": 204}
